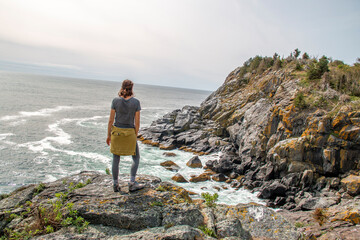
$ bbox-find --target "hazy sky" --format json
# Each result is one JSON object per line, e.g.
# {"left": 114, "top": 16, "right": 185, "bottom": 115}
{"left": 0, "top": 0, "right": 359, "bottom": 90}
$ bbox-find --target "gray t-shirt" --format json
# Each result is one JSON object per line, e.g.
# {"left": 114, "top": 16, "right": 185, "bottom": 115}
{"left": 111, "top": 97, "right": 141, "bottom": 128}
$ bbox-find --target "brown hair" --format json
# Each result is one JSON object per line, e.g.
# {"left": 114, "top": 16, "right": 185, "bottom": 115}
{"left": 118, "top": 79, "right": 134, "bottom": 98}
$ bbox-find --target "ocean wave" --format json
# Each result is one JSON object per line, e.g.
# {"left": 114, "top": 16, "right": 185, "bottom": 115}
{"left": 75, "top": 115, "right": 107, "bottom": 128}
{"left": 0, "top": 105, "right": 76, "bottom": 122}
{"left": 0, "top": 133, "right": 16, "bottom": 146}
{"left": 18, "top": 119, "right": 73, "bottom": 154}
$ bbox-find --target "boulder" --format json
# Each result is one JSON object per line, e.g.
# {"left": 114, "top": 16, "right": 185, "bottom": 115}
{"left": 258, "top": 181, "right": 287, "bottom": 199}
{"left": 211, "top": 173, "right": 227, "bottom": 182}
{"left": 186, "top": 156, "right": 203, "bottom": 168}
{"left": 301, "top": 170, "right": 314, "bottom": 188}
{"left": 163, "top": 152, "right": 177, "bottom": 157}
{"left": 341, "top": 175, "right": 360, "bottom": 196}
{"left": 189, "top": 173, "right": 210, "bottom": 183}
{"left": 112, "top": 225, "right": 206, "bottom": 239}
{"left": 171, "top": 173, "right": 188, "bottom": 183}
{"left": 160, "top": 160, "right": 180, "bottom": 172}
{"left": 215, "top": 218, "right": 251, "bottom": 239}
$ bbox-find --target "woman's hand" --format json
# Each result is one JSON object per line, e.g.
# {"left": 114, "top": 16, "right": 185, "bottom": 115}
{"left": 106, "top": 136, "right": 111, "bottom": 146}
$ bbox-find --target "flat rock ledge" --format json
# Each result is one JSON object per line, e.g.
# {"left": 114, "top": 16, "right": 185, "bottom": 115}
{"left": 0, "top": 171, "right": 302, "bottom": 240}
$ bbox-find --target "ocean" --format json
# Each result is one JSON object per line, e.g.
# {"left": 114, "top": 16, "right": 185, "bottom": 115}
{"left": 0, "top": 71, "right": 262, "bottom": 205}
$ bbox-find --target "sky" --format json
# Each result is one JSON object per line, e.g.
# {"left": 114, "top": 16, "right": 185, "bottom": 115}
{"left": 0, "top": 0, "right": 359, "bottom": 91}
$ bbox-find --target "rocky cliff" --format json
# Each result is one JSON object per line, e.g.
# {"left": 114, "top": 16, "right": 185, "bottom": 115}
{"left": 140, "top": 53, "right": 360, "bottom": 212}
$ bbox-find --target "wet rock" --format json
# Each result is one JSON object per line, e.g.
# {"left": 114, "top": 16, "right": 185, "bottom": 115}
{"left": 160, "top": 160, "right": 180, "bottom": 172}
{"left": 189, "top": 173, "right": 210, "bottom": 183}
{"left": 171, "top": 173, "right": 188, "bottom": 183}
{"left": 212, "top": 173, "right": 227, "bottom": 182}
{"left": 163, "top": 152, "right": 177, "bottom": 157}
{"left": 186, "top": 156, "right": 203, "bottom": 168}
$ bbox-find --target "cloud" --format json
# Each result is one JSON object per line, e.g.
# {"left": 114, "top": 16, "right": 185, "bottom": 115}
{"left": 0, "top": 0, "right": 359, "bottom": 90}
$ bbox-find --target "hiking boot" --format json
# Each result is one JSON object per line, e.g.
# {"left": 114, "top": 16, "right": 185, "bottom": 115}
{"left": 113, "top": 184, "right": 120, "bottom": 192}
{"left": 129, "top": 181, "right": 145, "bottom": 192}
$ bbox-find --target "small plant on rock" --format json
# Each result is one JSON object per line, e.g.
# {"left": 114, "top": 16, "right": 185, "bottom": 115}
{"left": 34, "top": 183, "right": 46, "bottom": 196}
{"left": 294, "top": 92, "right": 307, "bottom": 109}
{"left": 201, "top": 192, "right": 219, "bottom": 207}
{"left": 198, "top": 225, "right": 217, "bottom": 238}
{"left": 294, "top": 221, "right": 305, "bottom": 228}
{"left": 150, "top": 201, "right": 164, "bottom": 207}
{"left": 156, "top": 185, "right": 166, "bottom": 192}
{"left": 313, "top": 208, "right": 328, "bottom": 226}
{"left": 105, "top": 168, "right": 111, "bottom": 175}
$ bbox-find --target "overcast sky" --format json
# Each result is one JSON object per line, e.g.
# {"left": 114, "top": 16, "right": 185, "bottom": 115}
{"left": 0, "top": 0, "right": 359, "bottom": 90}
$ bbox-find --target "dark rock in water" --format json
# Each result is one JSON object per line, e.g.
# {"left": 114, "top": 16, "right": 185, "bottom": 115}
{"left": 189, "top": 173, "right": 210, "bottom": 183}
{"left": 212, "top": 173, "right": 227, "bottom": 182}
{"left": 229, "top": 172, "right": 239, "bottom": 179}
{"left": 205, "top": 159, "right": 216, "bottom": 169}
{"left": 186, "top": 156, "right": 203, "bottom": 168}
{"left": 171, "top": 173, "right": 188, "bottom": 183}
{"left": 160, "top": 160, "right": 180, "bottom": 172}
{"left": 163, "top": 152, "right": 177, "bottom": 157}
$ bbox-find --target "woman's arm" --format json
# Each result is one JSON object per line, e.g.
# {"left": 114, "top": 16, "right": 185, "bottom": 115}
{"left": 106, "top": 109, "right": 116, "bottom": 146}
{"left": 135, "top": 111, "right": 140, "bottom": 136}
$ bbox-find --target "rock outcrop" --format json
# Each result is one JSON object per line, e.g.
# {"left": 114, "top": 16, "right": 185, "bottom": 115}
{"left": 0, "top": 171, "right": 302, "bottom": 239}
{"left": 139, "top": 55, "right": 360, "bottom": 211}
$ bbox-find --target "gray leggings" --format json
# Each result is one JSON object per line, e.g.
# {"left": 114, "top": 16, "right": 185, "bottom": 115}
{"left": 112, "top": 142, "right": 140, "bottom": 184}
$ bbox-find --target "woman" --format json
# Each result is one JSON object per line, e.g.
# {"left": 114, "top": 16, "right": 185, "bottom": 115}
{"left": 106, "top": 79, "right": 144, "bottom": 192}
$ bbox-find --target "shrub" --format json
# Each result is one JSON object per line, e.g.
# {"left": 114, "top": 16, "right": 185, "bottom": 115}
{"left": 294, "top": 48, "right": 301, "bottom": 58}
{"left": 105, "top": 168, "right": 111, "bottom": 175}
{"left": 302, "top": 52, "right": 310, "bottom": 59}
{"left": 34, "top": 183, "right": 46, "bottom": 196}
{"left": 314, "top": 95, "right": 328, "bottom": 108}
{"left": 328, "top": 61, "right": 360, "bottom": 96}
{"left": 273, "top": 58, "right": 282, "bottom": 70}
{"left": 295, "top": 62, "right": 302, "bottom": 71}
{"left": 201, "top": 192, "right": 219, "bottom": 207}
{"left": 294, "top": 92, "right": 307, "bottom": 109}
{"left": 307, "top": 56, "right": 329, "bottom": 80}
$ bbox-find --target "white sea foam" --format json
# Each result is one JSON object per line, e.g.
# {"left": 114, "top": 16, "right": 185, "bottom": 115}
{"left": 18, "top": 119, "right": 72, "bottom": 154}
{"left": 0, "top": 133, "right": 16, "bottom": 146}
{"left": 75, "top": 115, "right": 107, "bottom": 128}
{"left": 61, "top": 149, "right": 110, "bottom": 164}
{"left": 0, "top": 133, "right": 14, "bottom": 140}
{"left": 44, "top": 174, "right": 58, "bottom": 183}
{"left": 8, "top": 119, "right": 27, "bottom": 126}
{"left": 0, "top": 105, "right": 77, "bottom": 122}
{"left": 138, "top": 144, "right": 264, "bottom": 206}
